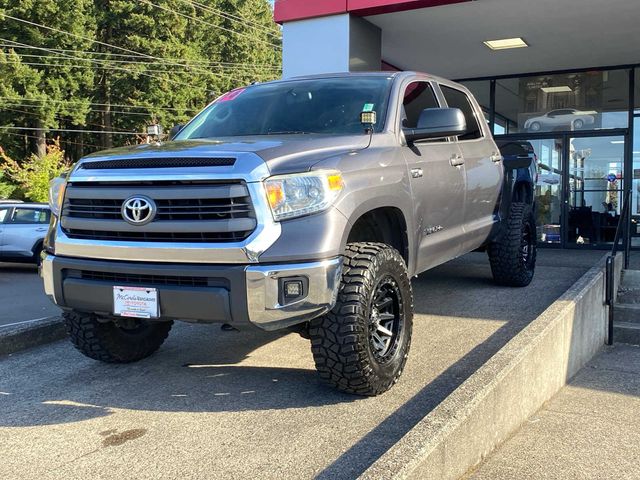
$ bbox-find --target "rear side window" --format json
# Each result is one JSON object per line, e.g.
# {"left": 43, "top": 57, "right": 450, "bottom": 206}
{"left": 440, "top": 85, "right": 482, "bottom": 140}
{"left": 9, "top": 208, "right": 50, "bottom": 224}
{"left": 0, "top": 207, "right": 8, "bottom": 222}
{"left": 402, "top": 82, "right": 439, "bottom": 128}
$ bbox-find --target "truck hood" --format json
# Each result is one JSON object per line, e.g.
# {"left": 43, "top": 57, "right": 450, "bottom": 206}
{"left": 79, "top": 134, "right": 370, "bottom": 175}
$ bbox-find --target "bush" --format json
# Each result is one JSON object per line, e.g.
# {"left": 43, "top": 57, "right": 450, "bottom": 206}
{"left": 0, "top": 139, "right": 71, "bottom": 203}
{"left": 0, "top": 173, "right": 16, "bottom": 200}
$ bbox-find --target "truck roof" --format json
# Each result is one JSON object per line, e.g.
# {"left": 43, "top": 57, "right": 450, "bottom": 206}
{"left": 272, "top": 71, "right": 464, "bottom": 91}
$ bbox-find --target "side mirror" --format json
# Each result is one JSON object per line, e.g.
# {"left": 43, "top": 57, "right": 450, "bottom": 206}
{"left": 168, "top": 124, "right": 185, "bottom": 141}
{"left": 403, "top": 108, "right": 466, "bottom": 143}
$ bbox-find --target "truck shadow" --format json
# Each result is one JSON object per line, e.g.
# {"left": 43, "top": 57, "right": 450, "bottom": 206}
{"left": 0, "top": 324, "right": 359, "bottom": 427}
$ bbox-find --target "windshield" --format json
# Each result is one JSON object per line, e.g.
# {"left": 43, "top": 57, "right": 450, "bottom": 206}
{"left": 175, "top": 76, "right": 393, "bottom": 139}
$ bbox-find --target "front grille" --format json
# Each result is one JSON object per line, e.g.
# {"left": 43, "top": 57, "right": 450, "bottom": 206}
{"left": 63, "top": 229, "right": 249, "bottom": 243}
{"left": 81, "top": 157, "right": 236, "bottom": 170}
{"left": 70, "top": 270, "right": 210, "bottom": 287}
{"left": 65, "top": 198, "right": 252, "bottom": 221}
{"left": 61, "top": 180, "right": 256, "bottom": 243}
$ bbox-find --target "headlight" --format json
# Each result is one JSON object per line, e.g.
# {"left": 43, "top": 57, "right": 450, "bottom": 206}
{"left": 264, "top": 171, "right": 344, "bottom": 221}
{"left": 48, "top": 176, "right": 67, "bottom": 216}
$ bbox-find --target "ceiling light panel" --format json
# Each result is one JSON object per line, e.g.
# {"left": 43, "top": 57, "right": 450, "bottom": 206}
{"left": 483, "top": 38, "right": 528, "bottom": 50}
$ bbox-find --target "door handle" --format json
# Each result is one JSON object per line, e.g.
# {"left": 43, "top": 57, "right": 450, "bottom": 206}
{"left": 450, "top": 154, "right": 464, "bottom": 167}
{"left": 410, "top": 168, "right": 423, "bottom": 178}
{"left": 491, "top": 152, "right": 503, "bottom": 163}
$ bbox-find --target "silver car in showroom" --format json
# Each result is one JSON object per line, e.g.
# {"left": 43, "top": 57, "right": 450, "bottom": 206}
{"left": 0, "top": 202, "right": 51, "bottom": 264}
{"left": 524, "top": 108, "right": 595, "bottom": 131}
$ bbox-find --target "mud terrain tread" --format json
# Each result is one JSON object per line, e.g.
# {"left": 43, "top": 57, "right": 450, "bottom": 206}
{"left": 64, "top": 311, "right": 172, "bottom": 363}
{"left": 488, "top": 202, "right": 536, "bottom": 287}
{"left": 309, "top": 242, "right": 413, "bottom": 396}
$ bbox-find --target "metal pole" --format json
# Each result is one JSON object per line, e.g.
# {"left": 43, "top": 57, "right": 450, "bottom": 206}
{"left": 606, "top": 255, "right": 615, "bottom": 346}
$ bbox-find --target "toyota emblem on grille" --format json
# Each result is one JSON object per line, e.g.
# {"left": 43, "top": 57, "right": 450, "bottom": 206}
{"left": 121, "top": 196, "right": 157, "bottom": 226}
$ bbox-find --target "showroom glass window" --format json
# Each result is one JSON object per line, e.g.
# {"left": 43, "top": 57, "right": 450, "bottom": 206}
{"left": 632, "top": 67, "right": 640, "bottom": 246}
{"left": 495, "top": 70, "right": 629, "bottom": 134}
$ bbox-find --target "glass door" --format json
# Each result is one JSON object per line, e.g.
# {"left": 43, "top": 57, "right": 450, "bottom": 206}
{"left": 531, "top": 138, "right": 564, "bottom": 245}
{"left": 566, "top": 135, "right": 625, "bottom": 247}
{"left": 632, "top": 120, "right": 640, "bottom": 249}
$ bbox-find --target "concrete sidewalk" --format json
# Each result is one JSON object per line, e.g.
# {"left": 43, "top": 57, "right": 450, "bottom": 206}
{"left": 466, "top": 344, "right": 640, "bottom": 480}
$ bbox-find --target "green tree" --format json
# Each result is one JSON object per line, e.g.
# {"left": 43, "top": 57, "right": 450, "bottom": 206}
{"left": 92, "top": 0, "right": 281, "bottom": 147}
{"left": 0, "top": 0, "right": 96, "bottom": 157}
{"left": 0, "top": 0, "right": 281, "bottom": 160}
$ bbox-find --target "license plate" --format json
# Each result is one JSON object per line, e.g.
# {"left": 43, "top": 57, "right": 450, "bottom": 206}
{"left": 113, "top": 286, "right": 159, "bottom": 319}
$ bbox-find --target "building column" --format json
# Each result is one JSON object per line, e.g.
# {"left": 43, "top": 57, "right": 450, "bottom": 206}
{"left": 282, "top": 14, "right": 382, "bottom": 78}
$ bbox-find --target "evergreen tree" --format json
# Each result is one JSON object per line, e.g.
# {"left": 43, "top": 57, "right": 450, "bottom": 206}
{"left": 0, "top": 0, "right": 96, "bottom": 157}
{"left": 0, "top": 0, "right": 281, "bottom": 160}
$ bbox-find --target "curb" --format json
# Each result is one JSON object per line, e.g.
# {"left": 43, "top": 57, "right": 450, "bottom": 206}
{"left": 360, "top": 253, "right": 623, "bottom": 480}
{"left": 0, "top": 316, "right": 67, "bottom": 357}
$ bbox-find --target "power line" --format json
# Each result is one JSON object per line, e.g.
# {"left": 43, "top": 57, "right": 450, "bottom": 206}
{"left": 0, "top": 126, "right": 140, "bottom": 135}
{"left": 0, "top": 96, "right": 197, "bottom": 113}
{"left": 179, "top": 0, "right": 280, "bottom": 38}
{"left": 0, "top": 38, "right": 190, "bottom": 87}
{"left": 0, "top": 129, "right": 108, "bottom": 150}
{"left": 0, "top": 37, "right": 275, "bottom": 86}
{"left": 1, "top": 13, "right": 221, "bottom": 77}
{"left": 3, "top": 51, "right": 281, "bottom": 71}
{"left": 5, "top": 56, "right": 279, "bottom": 75}
{"left": 1, "top": 102, "right": 161, "bottom": 117}
{"left": 137, "top": 0, "right": 281, "bottom": 50}
{"left": 0, "top": 45, "right": 281, "bottom": 68}
{"left": 10, "top": 60, "right": 277, "bottom": 78}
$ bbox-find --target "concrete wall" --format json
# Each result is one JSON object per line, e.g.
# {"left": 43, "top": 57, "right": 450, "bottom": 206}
{"left": 361, "top": 253, "right": 622, "bottom": 480}
{"left": 282, "top": 14, "right": 381, "bottom": 78}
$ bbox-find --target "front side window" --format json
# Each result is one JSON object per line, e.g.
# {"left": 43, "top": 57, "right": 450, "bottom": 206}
{"left": 176, "top": 76, "right": 394, "bottom": 139}
{"left": 0, "top": 207, "right": 8, "bottom": 222}
{"left": 9, "top": 208, "right": 50, "bottom": 224}
{"left": 401, "top": 81, "right": 439, "bottom": 128}
{"left": 441, "top": 85, "right": 483, "bottom": 140}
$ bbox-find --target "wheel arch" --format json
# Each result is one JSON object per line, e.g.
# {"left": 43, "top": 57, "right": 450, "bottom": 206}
{"left": 344, "top": 206, "right": 411, "bottom": 272}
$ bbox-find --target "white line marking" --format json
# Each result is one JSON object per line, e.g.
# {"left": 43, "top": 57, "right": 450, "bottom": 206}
{"left": 0, "top": 316, "right": 59, "bottom": 330}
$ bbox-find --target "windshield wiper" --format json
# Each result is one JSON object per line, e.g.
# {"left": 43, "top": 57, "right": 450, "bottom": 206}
{"left": 262, "top": 130, "right": 311, "bottom": 135}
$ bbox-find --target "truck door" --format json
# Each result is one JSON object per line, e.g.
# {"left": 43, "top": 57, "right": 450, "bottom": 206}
{"left": 440, "top": 84, "right": 503, "bottom": 252}
{"left": 400, "top": 80, "right": 466, "bottom": 273}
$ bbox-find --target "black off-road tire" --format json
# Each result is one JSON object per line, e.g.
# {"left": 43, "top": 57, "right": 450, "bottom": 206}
{"left": 488, "top": 202, "right": 537, "bottom": 287}
{"left": 309, "top": 242, "right": 413, "bottom": 396}
{"left": 64, "top": 311, "right": 173, "bottom": 363}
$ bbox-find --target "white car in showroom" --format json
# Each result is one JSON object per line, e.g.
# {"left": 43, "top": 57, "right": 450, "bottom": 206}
{"left": 524, "top": 108, "right": 595, "bottom": 131}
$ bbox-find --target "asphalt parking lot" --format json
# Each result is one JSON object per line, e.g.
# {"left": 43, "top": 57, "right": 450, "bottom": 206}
{"left": 0, "top": 263, "right": 60, "bottom": 327}
{"left": 0, "top": 250, "right": 605, "bottom": 480}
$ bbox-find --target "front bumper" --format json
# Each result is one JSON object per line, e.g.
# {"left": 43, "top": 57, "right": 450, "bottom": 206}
{"left": 41, "top": 254, "right": 342, "bottom": 331}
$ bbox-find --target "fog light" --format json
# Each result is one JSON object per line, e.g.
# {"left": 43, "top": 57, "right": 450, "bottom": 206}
{"left": 279, "top": 277, "right": 308, "bottom": 305}
{"left": 284, "top": 280, "right": 303, "bottom": 298}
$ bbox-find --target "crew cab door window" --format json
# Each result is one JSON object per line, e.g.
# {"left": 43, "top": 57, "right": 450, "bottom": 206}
{"left": 402, "top": 82, "right": 440, "bottom": 128}
{"left": 440, "top": 86, "right": 483, "bottom": 141}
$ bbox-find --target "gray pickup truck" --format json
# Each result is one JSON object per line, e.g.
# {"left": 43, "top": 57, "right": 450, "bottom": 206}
{"left": 42, "top": 72, "right": 536, "bottom": 395}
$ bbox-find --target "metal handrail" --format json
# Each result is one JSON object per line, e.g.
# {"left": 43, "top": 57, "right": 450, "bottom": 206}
{"left": 605, "top": 189, "right": 632, "bottom": 345}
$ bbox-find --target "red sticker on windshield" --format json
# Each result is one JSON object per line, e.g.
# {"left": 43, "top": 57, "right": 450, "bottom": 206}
{"left": 217, "top": 88, "right": 246, "bottom": 102}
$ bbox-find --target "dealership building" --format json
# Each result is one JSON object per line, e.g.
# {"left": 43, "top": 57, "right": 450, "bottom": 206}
{"left": 274, "top": 0, "right": 640, "bottom": 251}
